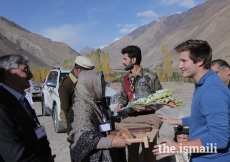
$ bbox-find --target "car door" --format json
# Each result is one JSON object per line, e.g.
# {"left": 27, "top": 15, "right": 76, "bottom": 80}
{"left": 46, "top": 71, "right": 58, "bottom": 108}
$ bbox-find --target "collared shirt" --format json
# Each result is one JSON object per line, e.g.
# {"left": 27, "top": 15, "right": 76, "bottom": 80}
{"left": 69, "top": 71, "right": 78, "bottom": 84}
{"left": 183, "top": 70, "right": 230, "bottom": 161}
{"left": 2, "top": 84, "right": 25, "bottom": 101}
{"left": 2, "top": 84, "right": 40, "bottom": 126}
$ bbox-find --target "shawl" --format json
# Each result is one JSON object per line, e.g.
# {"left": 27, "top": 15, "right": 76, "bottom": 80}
{"left": 68, "top": 70, "right": 112, "bottom": 162}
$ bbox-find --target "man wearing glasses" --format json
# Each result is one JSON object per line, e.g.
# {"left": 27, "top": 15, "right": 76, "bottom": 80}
{"left": 0, "top": 54, "right": 54, "bottom": 161}
{"left": 211, "top": 59, "right": 230, "bottom": 88}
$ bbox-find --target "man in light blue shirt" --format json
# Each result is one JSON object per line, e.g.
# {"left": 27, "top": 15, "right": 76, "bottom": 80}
{"left": 153, "top": 40, "right": 230, "bottom": 162}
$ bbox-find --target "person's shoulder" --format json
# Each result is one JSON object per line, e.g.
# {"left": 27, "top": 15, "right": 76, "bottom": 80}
{"left": 143, "top": 70, "right": 158, "bottom": 79}
{"left": 122, "top": 73, "right": 129, "bottom": 81}
{"left": 59, "top": 76, "right": 72, "bottom": 86}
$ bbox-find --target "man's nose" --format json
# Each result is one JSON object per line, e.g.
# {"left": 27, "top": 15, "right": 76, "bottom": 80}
{"left": 178, "top": 62, "right": 183, "bottom": 69}
{"left": 29, "top": 71, "right": 33, "bottom": 79}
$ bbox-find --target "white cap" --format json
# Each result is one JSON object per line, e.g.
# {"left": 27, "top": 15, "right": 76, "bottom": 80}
{"left": 75, "top": 56, "right": 94, "bottom": 69}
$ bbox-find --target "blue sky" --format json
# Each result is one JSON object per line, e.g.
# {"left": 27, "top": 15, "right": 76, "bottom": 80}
{"left": 0, "top": 0, "right": 206, "bottom": 52}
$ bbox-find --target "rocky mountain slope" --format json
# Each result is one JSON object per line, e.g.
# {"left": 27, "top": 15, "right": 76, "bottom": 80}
{"left": 102, "top": 0, "right": 230, "bottom": 69}
{"left": 0, "top": 16, "right": 80, "bottom": 68}
{"left": 1, "top": 0, "right": 230, "bottom": 70}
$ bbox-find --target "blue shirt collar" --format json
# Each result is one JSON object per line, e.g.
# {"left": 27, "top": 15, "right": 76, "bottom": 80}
{"left": 195, "top": 69, "right": 213, "bottom": 87}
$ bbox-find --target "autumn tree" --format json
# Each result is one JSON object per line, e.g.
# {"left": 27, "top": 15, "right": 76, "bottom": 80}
{"left": 86, "top": 49, "right": 113, "bottom": 81}
{"left": 31, "top": 67, "right": 50, "bottom": 83}
{"left": 31, "top": 68, "right": 40, "bottom": 83}
{"left": 40, "top": 67, "right": 50, "bottom": 82}
{"left": 101, "top": 52, "right": 110, "bottom": 76}
{"left": 161, "top": 45, "right": 173, "bottom": 81}
{"left": 63, "top": 58, "right": 75, "bottom": 69}
{"left": 156, "top": 63, "right": 165, "bottom": 81}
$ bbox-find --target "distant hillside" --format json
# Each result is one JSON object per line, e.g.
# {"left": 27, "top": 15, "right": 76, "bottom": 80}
{"left": 102, "top": 0, "right": 230, "bottom": 69}
{"left": 79, "top": 46, "right": 96, "bottom": 56}
{"left": 0, "top": 33, "right": 50, "bottom": 68}
{"left": 2, "top": 0, "right": 230, "bottom": 70}
{"left": 0, "top": 16, "right": 80, "bottom": 69}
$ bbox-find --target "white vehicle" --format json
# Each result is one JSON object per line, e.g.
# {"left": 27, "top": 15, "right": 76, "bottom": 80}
{"left": 105, "top": 83, "right": 120, "bottom": 111}
{"left": 41, "top": 68, "right": 120, "bottom": 133}
{"left": 30, "top": 81, "right": 42, "bottom": 101}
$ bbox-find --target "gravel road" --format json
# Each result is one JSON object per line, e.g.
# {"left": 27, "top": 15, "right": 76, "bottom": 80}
{"left": 34, "top": 82, "right": 194, "bottom": 162}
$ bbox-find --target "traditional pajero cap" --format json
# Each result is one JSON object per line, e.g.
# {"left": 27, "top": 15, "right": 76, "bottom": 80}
{"left": 75, "top": 56, "right": 94, "bottom": 70}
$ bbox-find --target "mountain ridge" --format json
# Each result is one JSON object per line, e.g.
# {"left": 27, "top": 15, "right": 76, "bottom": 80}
{"left": 0, "top": 16, "right": 80, "bottom": 68}
{"left": 102, "top": 0, "right": 230, "bottom": 69}
{"left": 1, "top": 0, "right": 230, "bottom": 70}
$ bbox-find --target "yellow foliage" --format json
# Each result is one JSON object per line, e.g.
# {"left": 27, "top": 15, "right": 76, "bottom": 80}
{"left": 31, "top": 67, "right": 50, "bottom": 83}
{"left": 86, "top": 49, "right": 111, "bottom": 76}
{"left": 63, "top": 58, "right": 74, "bottom": 69}
{"left": 101, "top": 52, "right": 110, "bottom": 76}
{"left": 159, "top": 45, "right": 173, "bottom": 81}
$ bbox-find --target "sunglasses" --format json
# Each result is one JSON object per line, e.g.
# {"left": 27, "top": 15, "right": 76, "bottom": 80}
{"left": 14, "top": 67, "right": 31, "bottom": 74}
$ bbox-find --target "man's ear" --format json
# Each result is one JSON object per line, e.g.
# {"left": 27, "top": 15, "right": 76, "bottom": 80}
{"left": 197, "top": 60, "right": 204, "bottom": 67}
{"left": 225, "top": 67, "right": 230, "bottom": 76}
{"left": 131, "top": 57, "right": 136, "bottom": 64}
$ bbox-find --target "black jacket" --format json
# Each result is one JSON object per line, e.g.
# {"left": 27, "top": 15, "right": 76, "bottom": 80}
{"left": 0, "top": 86, "right": 52, "bottom": 162}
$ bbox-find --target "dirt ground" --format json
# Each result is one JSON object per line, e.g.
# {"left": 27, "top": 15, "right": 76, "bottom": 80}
{"left": 34, "top": 82, "right": 194, "bottom": 162}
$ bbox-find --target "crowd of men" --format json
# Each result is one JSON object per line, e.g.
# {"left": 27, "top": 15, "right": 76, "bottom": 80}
{"left": 0, "top": 39, "right": 230, "bottom": 162}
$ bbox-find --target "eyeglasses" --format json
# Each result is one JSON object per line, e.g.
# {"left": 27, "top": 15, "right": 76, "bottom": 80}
{"left": 15, "top": 67, "right": 31, "bottom": 74}
{"left": 215, "top": 66, "right": 225, "bottom": 74}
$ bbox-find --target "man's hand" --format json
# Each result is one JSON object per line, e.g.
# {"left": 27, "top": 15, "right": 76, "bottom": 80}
{"left": 158, "top": 115, "right": 178, "bottom": 125}
{"left": 114, "top": 104, "right": 122, "bottom": 113}
{"left": 111, "top": 135, "right": 131, "bottom": 148}
{"left": 152, "top": 139, "right": 178, "bottom": 159}
{"left": 107, "top": 132, "right": 122, "bottom": 139}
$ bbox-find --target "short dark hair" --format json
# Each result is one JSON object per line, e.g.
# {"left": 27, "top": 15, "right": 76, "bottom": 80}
{"left": 211, "top": 59, "right": 230, "bottom": 68}
{"left": 175, "top": 40, "right": 212, "bottom": 69}
{"left": 121, "top": 45, "right": 142, "bottom": 65}
{"left": 173, "top": 126, "right": 189, "bottom": 142}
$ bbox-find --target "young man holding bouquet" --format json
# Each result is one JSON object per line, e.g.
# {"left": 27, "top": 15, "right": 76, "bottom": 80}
{"left": 114, "top": 45, "right": 163, "bottom": 162}
{"left": 153, "top": 40, "right": 230, "bottom": 162}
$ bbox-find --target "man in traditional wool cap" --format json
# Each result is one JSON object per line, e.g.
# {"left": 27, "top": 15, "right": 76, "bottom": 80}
{"left": 59, "top": 56, "right": 94, "bottom": 134}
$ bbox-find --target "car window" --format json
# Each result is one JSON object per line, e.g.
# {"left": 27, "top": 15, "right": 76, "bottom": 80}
{"left": 47, "top": 71, "right": 58, "bottom": 84}
{"left": 32, "top": 82, "right": 39, "bottom": 87}
{"left": 47, "top": 72, "right": 54, "bottom": 81}
{"left": 59, "top": 73, "right": 69, "bottom": 82}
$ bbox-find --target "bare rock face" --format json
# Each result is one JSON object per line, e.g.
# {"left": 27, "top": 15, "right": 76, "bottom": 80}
{"left": 102, "top": 0, "right": 230, "bottom": 69}
{"left": 0, "top": 16, "right": 80, "bottom": 68}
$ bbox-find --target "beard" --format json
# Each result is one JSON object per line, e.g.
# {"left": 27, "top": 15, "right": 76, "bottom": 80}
{"left": 124, "top": 62, "right": 134, "bottom": 71}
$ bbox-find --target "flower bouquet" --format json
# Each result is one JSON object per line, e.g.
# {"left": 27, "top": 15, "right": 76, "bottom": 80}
{"left": 116, "top": 89, "right": 184, "bottom": 118}
{"left": 129, "top": 88, "right": 185, "bottom": 109}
